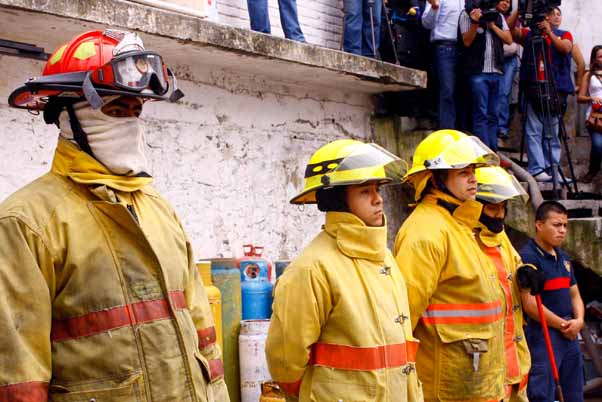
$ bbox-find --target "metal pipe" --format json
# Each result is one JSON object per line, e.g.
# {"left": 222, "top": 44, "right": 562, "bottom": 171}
{"left": 499, "top": 153, "right": 544, "bottom": 209}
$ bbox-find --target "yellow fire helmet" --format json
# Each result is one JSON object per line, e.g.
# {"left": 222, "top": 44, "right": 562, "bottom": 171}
{"left": 290, "top": 139, "right": 407, "bottom": 204}
{"left": 476, "top": 166, "right": 529, "bottom": 204}
{"left": 404, "top": 129, "right": 500, "bottom": 180}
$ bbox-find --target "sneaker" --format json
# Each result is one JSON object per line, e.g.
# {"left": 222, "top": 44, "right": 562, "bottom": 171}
{"left": 533, "top": 171, "right": 553, "bottom": 182}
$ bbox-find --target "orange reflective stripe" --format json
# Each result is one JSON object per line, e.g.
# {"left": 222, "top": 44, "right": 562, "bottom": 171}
{"left": 485, "top": 247, "right": 520, "bottom": 379}
{"left": 420, "top": 300, "right": 503, "bottom": 325}
{"left": 209, "top": 358, "right": 225, "bottom": 380}
{"left": 278, "top": 380, "right": 301, "bottom": 396}
{"left": 310, "top": 341, "right": 419, "bottom": 371}
{"left": 198, "top": 326, "right": 217, "bottom": 349}
{"left": 51, "top": 290, "right": 187, "bottom": 341}
{"left": 0, "top": 381, "right": 48, "bottom": 402}
{"left": 519, "top": 374, "right": 529, "bottom": 391}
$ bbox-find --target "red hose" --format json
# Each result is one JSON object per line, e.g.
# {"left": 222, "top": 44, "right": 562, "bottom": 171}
{"left": 535, "top": 294, "right": 565, "bottom": 402}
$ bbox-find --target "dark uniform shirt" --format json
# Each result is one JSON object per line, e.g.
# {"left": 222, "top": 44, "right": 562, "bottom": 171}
{"left": 520, "top": 238, "right": 575, "bottom": 331}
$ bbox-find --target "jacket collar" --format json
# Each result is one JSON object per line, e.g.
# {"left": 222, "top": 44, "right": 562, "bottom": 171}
{"left": 477, "top": 223, "right": 505, "bottom": 248}
{"left": 324, "top": 212, "right": 387, "bottom": 263}
{"left": 423, "top": 189, "right": 483, "bottom": 229}
{"left": 51, "top": 137, "right": 153, "bottom": 193}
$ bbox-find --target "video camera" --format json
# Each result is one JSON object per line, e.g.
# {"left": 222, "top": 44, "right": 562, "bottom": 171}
{"left": 518, "top": 0, "right": 561, "bottom": 29}
{"left": 465, "top": 0, "right": 500, "bottom": 24}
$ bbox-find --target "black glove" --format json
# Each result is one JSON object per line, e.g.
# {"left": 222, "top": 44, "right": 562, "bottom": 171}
{"left": 516, "top": 263, "right": 545, "bottom": 295}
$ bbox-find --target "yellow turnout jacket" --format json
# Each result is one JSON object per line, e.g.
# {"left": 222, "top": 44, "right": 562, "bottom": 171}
{"left": 394, "top": 191, "right": 506, "bottom": 402}
{"left": 266, "top": 212, "right": 423, "bottom": 402}
{"left": 477, "top": 228, "right": 531, "bottom": 401}
{"left": 0, "top": 138, "right": 228, "bottom": 402}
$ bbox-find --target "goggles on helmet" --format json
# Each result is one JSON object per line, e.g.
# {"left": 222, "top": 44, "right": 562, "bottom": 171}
{"left": 95, "top": 51, "right": 168, "bottom": 95}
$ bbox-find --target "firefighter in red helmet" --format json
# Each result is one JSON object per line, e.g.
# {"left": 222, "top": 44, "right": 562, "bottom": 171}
{"left": 0, "top": 30, "right": 228, "bottom": 402}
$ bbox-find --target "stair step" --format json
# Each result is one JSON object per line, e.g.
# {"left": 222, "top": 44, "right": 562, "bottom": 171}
{"left": 557, "top": 199, "right": 602, "bottom": 218}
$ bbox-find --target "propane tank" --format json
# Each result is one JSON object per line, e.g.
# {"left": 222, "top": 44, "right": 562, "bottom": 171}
{"left": 238, "top": 244, "right": 273, "bottom": 282}
{"left": 210, "top": 258, "right": 242, "bottom": 402}
{"left": 196, "top": 260, "right": 223, "bottom": 351}
{"left": 239, "top": 319, "right": 271, "bottom": 402}
{"left": 259, "top": 382, "right": 286, "bottom": 402}
{"left": 241, "top": 279, "right": 273, "bottom": 320}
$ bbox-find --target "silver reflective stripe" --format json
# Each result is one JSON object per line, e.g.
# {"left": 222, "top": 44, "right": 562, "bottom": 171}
{"left": 422, "top": 306, "right": 502, "bottom": 318}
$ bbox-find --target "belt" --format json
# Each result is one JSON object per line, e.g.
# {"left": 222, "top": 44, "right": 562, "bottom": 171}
{"left": 433, "top": 40, "right": 457, "bottom": 46}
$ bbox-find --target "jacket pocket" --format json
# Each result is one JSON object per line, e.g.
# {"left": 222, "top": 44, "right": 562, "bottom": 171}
{"left": 436, "top": 337, "right": 504, "bottom": 401}
{"left": 310, "top": 380, "right": 377, "bottom": 402}
{"left": 49, "top": 373, "right": 142, "bottom": 402}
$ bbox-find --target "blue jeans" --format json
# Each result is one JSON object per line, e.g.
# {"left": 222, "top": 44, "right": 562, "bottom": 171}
{"left": 588, "top": 127, "right": 602, "bottom": 173}
{"left": 497, "top": 56, "right": 519, "bottom": 135}
{"left": 247, "top": 0, "right": 305, "bottom": 42}
{"left": 469, "top": 73, "right": 500, "bottom": 151}
{"left": 435, "top": 44, "right": 458, "bottom": 129}
{"left": 343, "top": 0, "right": 382, "bottom": 58}
{"left": 525, "top": 102, "right": 561, "bottom": 175}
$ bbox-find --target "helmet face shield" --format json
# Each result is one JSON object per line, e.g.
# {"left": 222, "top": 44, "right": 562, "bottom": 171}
{"left": 103, "top": 51, "right": 168, "bottom": 95}
{"left": 291, "top": 140, "right": 407, "bottom": 204}
{"left": 320, "top": 143, "right": 407, "bottom": 187}
{"left": 424, "top": 136, "right": 499, "bottom": 170}
{"left": 476, "top": 166, "right": 529, "bottom": 204}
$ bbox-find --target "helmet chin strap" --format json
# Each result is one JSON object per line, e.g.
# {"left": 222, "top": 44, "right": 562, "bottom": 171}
{"left": 82, "top": 71, "right": 105, "bottom": 110}
{"left": 65, "top": 103, "right": 95, "bottom": 158}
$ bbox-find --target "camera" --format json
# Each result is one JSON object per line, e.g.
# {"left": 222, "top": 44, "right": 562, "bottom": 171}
{"left": 518, "top": 0, "right": 561, "bottom": 29}
{"left": 465, "top": 0, "right": 500, "bottom": 24}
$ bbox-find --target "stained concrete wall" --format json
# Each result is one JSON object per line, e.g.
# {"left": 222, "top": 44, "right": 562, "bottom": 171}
{"left": 0, "top": 53, "right": 380, "bottom": 261}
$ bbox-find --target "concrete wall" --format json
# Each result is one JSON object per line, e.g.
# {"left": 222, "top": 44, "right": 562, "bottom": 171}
{"left": 0, "top": 53, "right": 378, "bottom": 261}
{"left": 562, "top": 0, "right": 602, "bottom": 66}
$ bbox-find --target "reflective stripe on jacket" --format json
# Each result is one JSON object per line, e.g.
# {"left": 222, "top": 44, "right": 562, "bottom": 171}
{"left": 266, "top": 212, "right": 423, "bottom": 402}
{"left": 0, "top": 138, "right": 228, "bottom": 402}
{"left": 478, "top": 228, "right": 531, "bottom": 397}
{"left": 393, "top": 191, "right": 506, "bottom": 401}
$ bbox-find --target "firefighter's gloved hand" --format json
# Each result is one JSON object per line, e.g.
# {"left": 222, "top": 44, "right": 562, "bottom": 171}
{"left": 516, "top": 263, "right": 545, "bottom": 295}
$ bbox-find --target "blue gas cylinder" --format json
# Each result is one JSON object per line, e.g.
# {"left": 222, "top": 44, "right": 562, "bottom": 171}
{"left": 241, "top": 279, "right": 273, "bottom": 320}
{"left": 238, "top": 244, "right": 272, "bottom": 282}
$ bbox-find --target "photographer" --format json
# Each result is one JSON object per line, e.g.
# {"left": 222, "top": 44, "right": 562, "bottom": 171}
{"left": 513, "top": 6, "right": 573, "bottom": 182}
{"left": 460, "top": 1, "right": 512, "bottom": 151}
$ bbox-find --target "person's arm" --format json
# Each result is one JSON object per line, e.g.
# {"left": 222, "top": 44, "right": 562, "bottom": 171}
{"left": 421, "top": 0, "right": 439, "bottom": 30}
{"left": 506, "top": 9, "right": 519, "bottom": 30}
{"left": 265, "top": 263, "right": 332, "bottom": 398}
{"left": 183, "top": 238, "right": 230, "bottom": 400}
{"left": 461, "top": 9, "right": 482, "bottom": 47}
{"left": 573, "top": 43, "right": 586, "bottom": 92}
{"left": 538, "top": 21, "right": 572, "bottom": 54}
{"left": 577, "top": 72, "right": 593, "bottom": 103}
{"left": 394, "top": 232, "right": 445, "bottom": 330}
{"left": 0, "top": 216, "right": 55, "bottom": 398}
{"left": 559, "top": 284, "right": 585, "bottom": 340}
{"left": 520, "top": 291, "right": 568, "bottom": 330}
{"left": 488, "top": 15, "right": 512, "bottom": 45}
